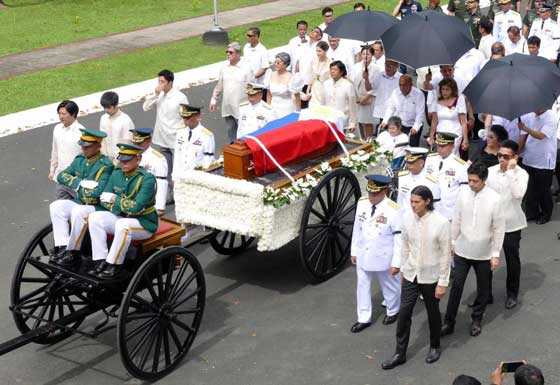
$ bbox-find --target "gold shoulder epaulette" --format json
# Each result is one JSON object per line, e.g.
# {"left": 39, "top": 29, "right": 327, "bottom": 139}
{"left": 262, "top": 102, "right": 272, "bottom": 110}
{"left": 359, "top": 196, "right": 369, "bottom": 201}
{"left": 454, "top": 156, "right": 466, "bottom": 165}
{"left": 240, "top": 101, "right": 250, "bottom": 106}
{"left": 152, "top": 149, "right": 164, "bottom": 158}
{"left": 387, "top": 199, "right": 399, "bottom": 209}
{"left": 426, "top": 173, "right": 438, "bottom": 183}
{"left": 427, "top": 152, "right": 438, "bottom": 157}
{"left": 398, "top": 170, "right": 410, "bottom": 177}
{"left": 200, "top": 127, "right": 214, "bottom": 137}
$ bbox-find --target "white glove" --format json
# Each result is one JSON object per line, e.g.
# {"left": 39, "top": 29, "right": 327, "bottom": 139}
{"left": 100, "top": 192, "right": 116, "bottom": 203}
{"left": 80, "top": 180, "right": 99, "bottom": 190}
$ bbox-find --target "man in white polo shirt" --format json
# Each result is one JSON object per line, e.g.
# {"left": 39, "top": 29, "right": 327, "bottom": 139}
{"left": 366, "top": 60, "right": 401, "bottom": 136}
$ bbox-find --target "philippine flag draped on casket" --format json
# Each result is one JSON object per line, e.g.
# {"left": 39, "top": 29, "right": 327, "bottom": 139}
{"left": 240, "top": 107, "right": 346, "bottom": 176}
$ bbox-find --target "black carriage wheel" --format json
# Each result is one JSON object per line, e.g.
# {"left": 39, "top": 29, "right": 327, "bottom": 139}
{"left": 117, "top": 246, "right": 205, "bottom": 381}
{"left": 209, "top": 230, "right": 254, "bottom": 256}
{"left": 10, "top": 224, "right": 88, "bottom": 344}
{"left": 299, "top": 168, "right": 361, "bottom": 283}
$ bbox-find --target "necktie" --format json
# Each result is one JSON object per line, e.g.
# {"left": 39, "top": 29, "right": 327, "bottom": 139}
{"left": 371, "top": 204, "right": 376, "bottom": 217}
{"left": 188, "top": 129, "right": 193, "bottom": 142}
{"left": 439, "top": 160, "right": 443, "bottom": 171}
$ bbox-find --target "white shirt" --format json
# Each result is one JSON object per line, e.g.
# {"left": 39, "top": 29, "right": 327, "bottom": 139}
{"left": 493, "top": 10, "right": 522, "bottom": 42}
{"left": 454, "top": 48, "right": 485, "bottom": 84}
{"left": 520, "top": 110, "right": 558, "bottom": 169}
{"left": 397, "top": 169, "right": 441, "bottom": 215}
{"left": 400, "top": 210, "right": 452, "bottom": 287}
{"left": 322, "top": 77, "right": 357, "bottom": 129}
{"left": 486, "top": 165, "right": 529, "bottom": 232}
{"left": 503, "top": 36, "right": 527, "bottom": 55}
{"left": 49, "top": 120, "right": 84, "bottom": 178}
{"left": 243, "top": 42, "right": 269, "bottom": 84}
{"left": 372, "top": 55, "right": 386, "bottom": 73}
{"left": 376, "top": 131, "right": 409, "bottom": 159}
{"left": 478, "top": 34, "right": 496, "bottom": 60}
{"left": 492, "top": 115, "right": 522, "bottom": 143}
{"left": 351, "top": 197, "right": 403, "bottom": 271}
{"left": 288, "top": 34, "right": 310, "bottom": 73}
{"left": 142, "top": 88, "right": 188, "bottom": 149}
{"left": 237, "top": 100, "right": 277, "bottom": 138}
{"left": 211, "top": 59, "right": 254, "bottom": 119}
{"left": 427, "top": 74, "right": 468, "bottom": 112}
{"left": 528, "top": 17, "right": 560, "bottom": 60}
{"left": 172, "top": 123, "right": 215, "bottom": 181}
{"left": 452, "top": 186, "right": 505, "bottom": 260}
{"left": 369, "top": 71, "right": 402, "bottom": 119}
{"left": 297, "top": 41, "right": 319, "bottom": 84}
{"left": 327, "top": 45, "right": 355, "bottom": 76}
{"left": 140, "top": 146, "right": 168, "bottom": 211}
{"left": 382, "top": 86, "right": 425, "bottom": 131}
{"left": 99, "top": 110, "right": 134, "bottom": 160}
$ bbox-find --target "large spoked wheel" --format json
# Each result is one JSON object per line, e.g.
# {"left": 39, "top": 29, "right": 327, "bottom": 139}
{"left": 117, "top": 246, "right": 206, "bottom": 381}
{"left": 299, "top": 168, "right": 360, "bottom": 283}
{"left": 10, "top": 224, "right": 88, "bottom": 344}
{"left": 209, "top": 230, "right": 254, "bottom": 256}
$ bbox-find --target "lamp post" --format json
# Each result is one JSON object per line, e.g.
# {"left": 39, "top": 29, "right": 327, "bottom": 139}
{"left": 202, "top": 0, "right": 229, "bottom": 45}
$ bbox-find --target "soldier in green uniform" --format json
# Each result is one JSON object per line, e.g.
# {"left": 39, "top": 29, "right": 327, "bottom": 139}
{"left": 465, "top": 0, "right": 484, "bottom": 46}
{"left": 88, "top": 143, "right": 158, "bottom": 279}
{"left": 448, "top": 0, "right": 468, "bottom": 20}
{"left": 49, "top": 128, "right": 114, "bottom": 265}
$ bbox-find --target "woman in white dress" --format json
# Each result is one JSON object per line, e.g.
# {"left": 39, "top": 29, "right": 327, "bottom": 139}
{"left": 428, "top": 78, "right": 468, "bottom": 156}
{"left": 265, "top": 52, "right": 302, "bottom": 118}
{"left": 305, "top": 40, "right": 331, "bottom": 107}
{"left": 350, "top": 45, "right": 380, "bottom": 139}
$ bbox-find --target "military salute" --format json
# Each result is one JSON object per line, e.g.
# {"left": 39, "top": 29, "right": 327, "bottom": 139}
{"left": 88, "top": 144, "right": 158, "bottom": 279}
{"left": 236, "top": 83, "right": 277, "bottom": 139}
{"left": 350, "top": 175, "right": 402, "bottom": 334}
{"left": 49, "top": 129, "right": 114, "bottom": 264}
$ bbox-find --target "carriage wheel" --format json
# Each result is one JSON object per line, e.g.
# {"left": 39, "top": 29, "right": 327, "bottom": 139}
{"left": 10, "top": 224, "right": 88, "bottom": 344}
{"left": 117, "top": 246, "right": 205, "bottom": 381}
{"left": 299, "top": 168, "right": 361, "bottom": 284}
{"left": 209, "top": 230, "right": 254, "bottom": 255}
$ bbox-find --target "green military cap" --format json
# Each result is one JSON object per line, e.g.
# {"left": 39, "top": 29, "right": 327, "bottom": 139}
{"left": 246, "top": 82, "right": 265, "bottom": 95}
{"left": 404, "top": 147, "right": 429, "bottom": 163}
{"left": 435, "top": 132, "right": 458, "bottom": 146}
{"left": 179, "top": 104, "right": 202, "bottom": 118}
{"left": 365, "top": 175, "right": 391, "bottom": 193}
{"left": 116, "top": 143, "right": 144, "bottom": 161}
{"left": 78, "top": 128, "right": 107, "bottom": 147}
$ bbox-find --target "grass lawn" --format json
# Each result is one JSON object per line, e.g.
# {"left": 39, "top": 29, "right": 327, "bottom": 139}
{"left": 0, "top": 0, "right": 271, "bottom": 56}
{"left": 0, "top": 0, "right": 395, "bottom": 117}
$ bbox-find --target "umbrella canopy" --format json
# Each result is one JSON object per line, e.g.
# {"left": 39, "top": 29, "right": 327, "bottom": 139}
{"left": 324, "top": 10, "right": 398, "bottom": 42}
{"left": 464, "top": 53, "right": 560, "bottom": 120}
{"left": 380, "top": 10, "right": 474, "bottom": 68}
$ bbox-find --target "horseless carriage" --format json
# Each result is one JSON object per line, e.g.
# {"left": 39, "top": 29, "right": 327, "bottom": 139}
{"left": 0, "top": 113, "right": 389, "bottom": 381}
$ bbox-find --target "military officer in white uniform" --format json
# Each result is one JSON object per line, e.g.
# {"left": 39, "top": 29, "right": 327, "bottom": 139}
{"left": 493, "top": 0, "right": 522, "bottom": 42}
{"left": 350, "top": 175, "right": 402, "bottom": 333}
{"left": 130, "top": 127, "right": 168, "bottom": 216}
{"left": 424, "top": 132, "right": 469, "bottom": 222}
{"left": 397, "top": 147, "right": 441, "bottom": 216}
{"left": 528, "top": 4, "right": 560, "bottom": 60}
{"left": 236, "top": 83, "right": 277, "bottom": 139}
{"left": 172, "top": 105, "right": 215, "bottom": 181}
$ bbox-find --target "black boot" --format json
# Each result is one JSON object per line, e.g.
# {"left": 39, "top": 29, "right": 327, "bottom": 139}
{"left": 88, "top": 260, "right": 107, "bottom": 276}
{"left": 49, "top": 246, "right": 67, "bottom": 263}
{"left": 56, "top": 250, "right": 80, "bottom": 266}
{"left": 97, "top": 263, "right": 123, "bottom": 279}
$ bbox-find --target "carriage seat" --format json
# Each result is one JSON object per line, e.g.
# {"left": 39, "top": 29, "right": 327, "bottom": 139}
{"left": 106, "top": 219, "right": 186, "bottom": 254}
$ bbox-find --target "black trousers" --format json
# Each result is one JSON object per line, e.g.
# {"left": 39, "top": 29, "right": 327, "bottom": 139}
{"left": 524, "top": 165, "right": 554, "bottom": 220}
{"left": 444, "top": 255, "right": 491, "bottom": 324}
{"left": 488, "top": 230, "right": 522, "bottom": 299}
{"left": 401, "top": 125, "right": 422, "bottom": 147}
{"left": 396, "top": 278, "right": 441, "bottom": 355}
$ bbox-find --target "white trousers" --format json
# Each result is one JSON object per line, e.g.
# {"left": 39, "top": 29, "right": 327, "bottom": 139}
{"left": 50, "top": 200, "right": 94, "bottom": 249}
{"left": 356, "top": 267, "right": 401, "bottom": 323}
{"left": 88, "top": 211, "right": 152, "bottom": 265}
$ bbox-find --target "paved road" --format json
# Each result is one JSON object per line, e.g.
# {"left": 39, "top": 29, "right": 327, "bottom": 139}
{"left": 0, "top": 82, "right": 559, "bottom": 385}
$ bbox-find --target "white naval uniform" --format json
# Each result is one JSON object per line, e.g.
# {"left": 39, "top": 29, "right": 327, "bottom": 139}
{"left": 424, "top": 153, "right": 469, "bottom": 221}
{"left": 528, "top": 17, "right": 560, "bottom": 60}
{"left": 140, "top": 146, "right": 168, "bottom": 211}
{"left": 396, "top": 169, "right": 441, "bottom": 215}
{"left": 172, "top": 124, "right": 215, "bottom": 181}
{"left": 236, "top": 100, "right": 277, "bottom": 139}
{"left": 351, "top": 196, "right": 402, "bottom": 322}
{"left": 492, "top": 10, "right": 522, "bottom": 42}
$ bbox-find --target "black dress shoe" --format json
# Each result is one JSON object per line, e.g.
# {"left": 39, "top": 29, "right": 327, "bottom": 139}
{"left": 441, "top": 323, "right": 455, "bottom": 336}
{"left": 468, "top": 295, "right": 493, "bottom": 307}
{"left": 381, "top": 354, "right": 406, "bottom": 370}
{"left": 536, "top": 216, "right": 550, "bottom": 225}
{"left": 88, "top": 260, "right": 107, "bottom": 275}
{"left": 505, "top": 297, "right": 518, "bottom": 309}
{"left": 56, "top": 250, "right": 80, "bottom": 266}
{"left": 350, "top": 322, "right": 371, "bottom": 333}
{"left": 49, "top": 246, "right": 67, "bottom": 263}
{"left": 97, "top": 263, "right": 123, "bottom": 279}
{"left": 425, "top": 348, "right": 441, "bottom": 364}
{"left": 470, "top": 321, "right": 482, "bottom": 337}
{"left": 382, "top": 314, "right": 399, "bottom": 325}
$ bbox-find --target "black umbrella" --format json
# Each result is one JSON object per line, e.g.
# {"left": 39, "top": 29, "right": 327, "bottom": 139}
{"left": 324, "top": 10, "right": 398, "bottom": 42}
{"left": 464, "top": 53, "right": 560, "bottom": 120}
{"left": 380, "top": 10, "right": 474, "bottom": 68}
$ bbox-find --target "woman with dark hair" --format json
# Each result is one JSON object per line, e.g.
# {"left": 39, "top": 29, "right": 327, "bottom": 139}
{"left": 428, "top": 78, "right": 468, "bottom": 157}
{"left": 305, "top": 40, "right": 331, "bottom": 107}
{"left": 351, "top": 45, "right": 380, "bottom": 139}
{"left": 472, "top": 124, "right": 509, "bottom": 168}
{"left": 382, "top": 185, "right": 452, "bottom": 370}
{"left": 265, "top": 52, "right": 302, "bottom": 117}
{"left": 323, "top": 60, "right": 357, "bottom": 132}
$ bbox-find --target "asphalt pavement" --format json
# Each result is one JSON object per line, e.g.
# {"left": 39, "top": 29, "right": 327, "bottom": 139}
{"left": 0, "top": 82, "right": 559, "bottom": 385}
